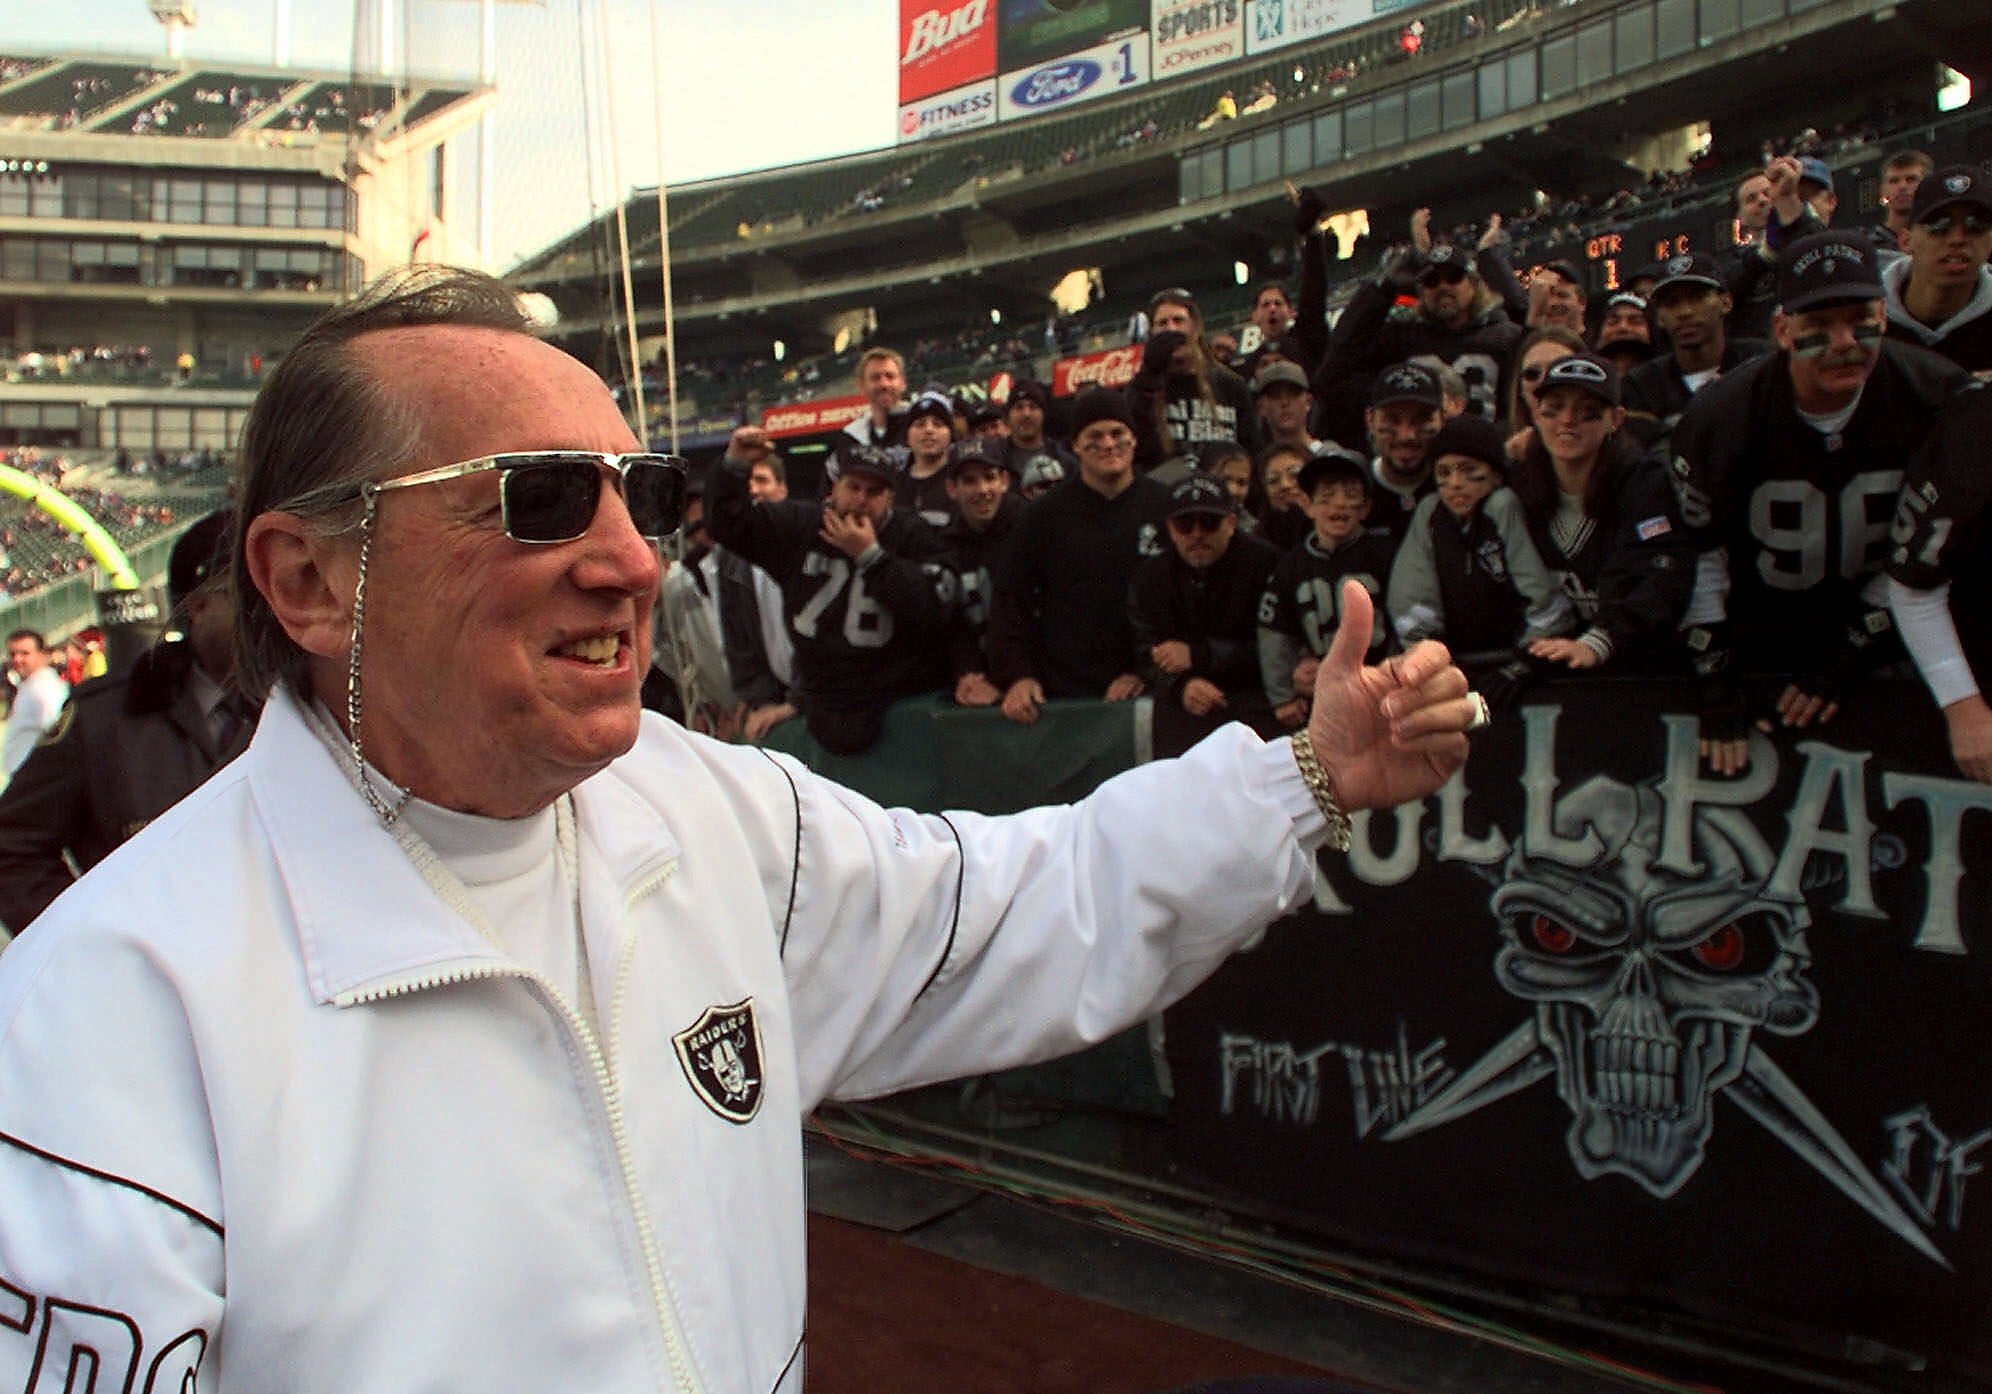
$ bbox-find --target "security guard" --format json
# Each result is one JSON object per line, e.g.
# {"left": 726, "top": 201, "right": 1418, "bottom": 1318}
{"left": 0, "top": 509, "right": 252, "bottom": 935}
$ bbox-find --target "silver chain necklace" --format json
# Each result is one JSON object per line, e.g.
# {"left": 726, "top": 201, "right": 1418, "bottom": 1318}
{"left": 347, "top": 491, "right": 412, "bottom": 827}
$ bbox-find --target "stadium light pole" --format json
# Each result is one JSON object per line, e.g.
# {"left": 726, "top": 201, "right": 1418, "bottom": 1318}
{"left": 146, "top": 1, "right": 197, "bottom": 63}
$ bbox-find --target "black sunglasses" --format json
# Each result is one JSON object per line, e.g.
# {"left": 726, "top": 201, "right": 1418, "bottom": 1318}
{"left": 362, "top": 451, "right": 688, "bottom": 543}
{"left": 1419, "top": 266, "right": 1469, "bottom": 288}
{"left": 1919, "top": 211, "right": 1992, "bottom": 238}
{"left": 1168, "top": 512, "right": 1229, "bottom": 534}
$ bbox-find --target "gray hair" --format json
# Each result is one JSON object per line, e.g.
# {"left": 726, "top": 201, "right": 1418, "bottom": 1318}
{"left": 230, "top": 265, "right": 539, "bottom": 702}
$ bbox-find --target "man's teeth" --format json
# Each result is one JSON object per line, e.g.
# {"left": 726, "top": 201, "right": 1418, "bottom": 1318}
{"left": 561, "top": 635, "right": 619, "bottom": 665}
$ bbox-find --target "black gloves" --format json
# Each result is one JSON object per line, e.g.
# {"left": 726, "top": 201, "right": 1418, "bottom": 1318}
{"left": 1293, "top": 185, "right": 1328, "bottom": 239}
{"left": 1138, "top": 330, "right": 1189, "bottom": 380}
{"left": 1377, "top": 245, "right": 1421, "bottom": 291}
{"left": 1789, "top": 607, "right": 1896, "bottom": 711}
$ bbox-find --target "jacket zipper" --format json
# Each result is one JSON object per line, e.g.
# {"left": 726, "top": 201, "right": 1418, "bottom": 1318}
{"left": 335, "top": 887, "right": 703, "bottom": 1394}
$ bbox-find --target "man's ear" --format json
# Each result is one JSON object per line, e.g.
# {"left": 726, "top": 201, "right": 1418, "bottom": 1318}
{"left": 245, "top": 512, "right": 355, "bottom": 661}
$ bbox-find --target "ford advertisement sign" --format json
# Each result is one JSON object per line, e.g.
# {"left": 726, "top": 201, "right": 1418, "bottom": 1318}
{"left": 1012, "top": 58, "right": 1102, "bottom": 107}
{"left": 996, "top": 34, "right": 1148, "bottom": 119}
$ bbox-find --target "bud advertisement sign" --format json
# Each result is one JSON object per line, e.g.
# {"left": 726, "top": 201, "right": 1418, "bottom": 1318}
{"left": 898, "top": 77, "right": 999, "bottom": 143}
{"left": 1051, "top": 344, "right": 1142, "bottom": 395}
{"left": 1150, "top": 0, "right": 1244, "bottom": 80}
{"left": 1244, "top": 0, "right": 1360, "bottom": 53}
{"left": 899, "top": 0, "right": 998, "bottom": 105}
{"left": 998, "top": 0, "right": 1149, "bottom": 72}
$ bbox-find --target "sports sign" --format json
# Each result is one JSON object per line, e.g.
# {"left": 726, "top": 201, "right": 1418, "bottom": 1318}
{"left": 1150, "top": 0, "right": 1245, "bottom": 79}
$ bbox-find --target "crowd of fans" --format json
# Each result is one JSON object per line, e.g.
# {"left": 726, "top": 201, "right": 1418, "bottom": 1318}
{"left": 656, "top": 148, "right": 1992, "bottom": 790}
{"left": 2, "top": 58, "right": 394, "bottom": 138}
{"left": 0, "top": 448, "right": 206, "bottom": 598}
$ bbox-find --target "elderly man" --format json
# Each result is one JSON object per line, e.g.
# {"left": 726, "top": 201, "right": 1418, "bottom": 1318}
{"left": 1671, "top": 232, "right": 1965, "bottom": 773}
{"left": 0, "top": 268, "right": 1480, "bottom": 1394}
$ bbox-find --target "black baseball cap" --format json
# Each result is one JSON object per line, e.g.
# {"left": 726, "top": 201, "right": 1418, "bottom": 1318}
{"left": 1538, "top": 258, "right": 1584, "bottom": 288}
{"left": 1910, "top": 165, "right": 1992, "bottom": 225}
{"left": 168, "top": 509, "right": 234, "bottom": 609}
{"left": 1371, "top": 361, "right": 1444, "bottom": 410}
{"left": 1252, "top": 360, "right": 1311, "bottom": 396}
{"left": 1419, "top": 245, "right": 1474, "bottom": 277}
{"left": 1648, "top": 253, "right": 1725, "bottom": 301}
{"left": 1005, "top": 379, "right": 1050, "bottom": 411}
{"left": 1296, "top": 447, "right": 1370, "bottom": 499}
{"left": 827, "top": 440, "right": 897, "bottom": 485}
{"left": 946, "top": 436, "right": 1012, "bottom": 478}
{"left": 905, "top": 390, "right": 956, "bottom": 429}
{"left": 1167, "top": 473, "right": 1234, "bottom": 519}
{"left": 1778, "top": 231, "right": 1884, "bottom": 314}
{"left": 1532, "top": 353, "right": 1620, "bottom": 406}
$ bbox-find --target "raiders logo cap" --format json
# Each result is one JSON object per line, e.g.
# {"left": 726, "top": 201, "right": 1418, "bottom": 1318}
{"left": 1909, "top": 164, "right": 1992, "bottom": 226}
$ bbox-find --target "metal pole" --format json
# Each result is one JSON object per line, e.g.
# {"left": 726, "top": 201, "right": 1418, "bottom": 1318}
{"left": 478, "top": 0, "right": 496, "bottom": 269}
{"left": 594, "top": 0, "right": 647, "bottom": 442}
{"left": 649, "top": 0, "right": 679, "bottom": 455}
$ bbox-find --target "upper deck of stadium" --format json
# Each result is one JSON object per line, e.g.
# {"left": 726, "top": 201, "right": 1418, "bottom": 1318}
{"left": 508, "top": 0, "right": 1982, "bottom": 388}
{"left": 0, "top": 48, "right": 480, "bottom": 150}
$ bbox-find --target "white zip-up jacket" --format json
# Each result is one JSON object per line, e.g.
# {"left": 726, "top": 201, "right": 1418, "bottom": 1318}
{"left": 0, "top": 685, "right": 1323, "bottom": 1393}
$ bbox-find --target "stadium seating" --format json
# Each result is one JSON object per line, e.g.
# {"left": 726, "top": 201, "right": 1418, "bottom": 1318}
{"left": 0, "top": 60, "right": 164, "bottom": 131}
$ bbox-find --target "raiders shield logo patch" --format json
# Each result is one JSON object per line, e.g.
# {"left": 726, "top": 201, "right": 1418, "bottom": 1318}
{"left": 674, "top": 999, "right": 764, "bottom": 1123}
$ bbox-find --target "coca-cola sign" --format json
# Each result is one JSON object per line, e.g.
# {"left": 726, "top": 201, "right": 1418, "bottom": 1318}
{"left": 1051, "top": 345, "right": 1141, "bottom": 396}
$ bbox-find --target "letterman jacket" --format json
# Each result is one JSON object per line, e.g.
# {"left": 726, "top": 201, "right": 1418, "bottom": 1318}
{"left": 0, "top": 683, "right": 1322, "bottom": 1394}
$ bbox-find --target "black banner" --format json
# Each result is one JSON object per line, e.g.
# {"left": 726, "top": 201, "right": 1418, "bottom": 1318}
{"left": 998, "top": 0, "right": 1148, "bottom": 71}
{"left": 1164, "top": 677, "right": 1992, "bottom": 1375}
